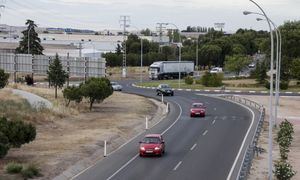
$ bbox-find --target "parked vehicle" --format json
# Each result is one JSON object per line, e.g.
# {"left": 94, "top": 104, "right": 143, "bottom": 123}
{"left": 190, "top": 103, "right": 206, "bottom": 117}
{"left": 110, "top": 82, "right": 122, "bottom": 91}
{"left": 210, "top": 67, "right": 223, "bottom": 73}
{"left": 139, "top": 134, "right": 165, "bottom": 157}
{"left": 156, "top": 84, "right": 174, "bottom": 96}
{"left": 149, "top": 61, "right": 194, "bottom": 80}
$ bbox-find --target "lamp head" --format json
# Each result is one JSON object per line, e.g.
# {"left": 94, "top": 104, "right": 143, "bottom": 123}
{"left": 243, "top": 11, "right": 252, "bottom": 15}
{"left": 256, "top": 18, "right": 263, "bottom": 21}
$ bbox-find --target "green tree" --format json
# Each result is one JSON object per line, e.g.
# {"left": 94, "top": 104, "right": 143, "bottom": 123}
{"left": 162, "top": 46, "right": 174, "bottom": 61}
{"left": 201, "top": 72, "right": 223, "bottom": 87}
{"left": 81, "top": 78, "right": 113, "bottom": 111}
{"left": 231, "top": 44, "right": 247, "bottom": 55}
{"left": 224, "top": 55, "right": 251, "bottom": 75}
{"left": 199, "top": 45, "right": 222, "bottom": 67}
{"left": 0, "top": 117, "right": 36, "bottom": 158}
{"left": 0, "top": 69, "right": 9, "bottom": 89}
{"left": 47, "top": 54, "right": 68, "bottom": 99}
{"left": 63, "top": 86, "right": 83, "bottom": 106}
{"left": 16, "top": 20, "right": 44, "bottom": 55}
{"left": 141, "top": 28, "right": 151, "bottom": 36}
{"left": 291, "top": 58, "right": 300, "bottom": 81}
{"left": 254, "top": 61, "right": 267, "bottom": 84}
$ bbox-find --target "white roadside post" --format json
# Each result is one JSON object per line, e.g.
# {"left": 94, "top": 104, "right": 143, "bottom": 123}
{"left": 145, "top": 116, "right": 149, "bottom": 130}
{"left": 161, "top": 94, "right": 164, "bottom": 103}
{"left": 104, "top": 140, "right": 107, "bottom": 157}
{"left": 166, "top": 103, "right": 169, "bottom": 113}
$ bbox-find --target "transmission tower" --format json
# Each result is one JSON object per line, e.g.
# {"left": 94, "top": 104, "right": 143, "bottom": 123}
{"left": 156, "top": 23, "right": 168, "bottom": 52}
{"left": 120, "top": 16, "right": 130, "bottom": 78}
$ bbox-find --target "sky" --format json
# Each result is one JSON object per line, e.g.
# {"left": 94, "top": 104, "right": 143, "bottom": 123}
{"left": 0, "top": 0, "right": 299, "bottom": 32}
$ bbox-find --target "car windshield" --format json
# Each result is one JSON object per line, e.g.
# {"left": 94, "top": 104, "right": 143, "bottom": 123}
{"left": 161, "top": 84, "right": 170, "bottom": 88}
{"left": 111, "top": 82, "right": 117, "bottom": 85}
{"left": 192, "top": 103, "right": 204, "bottom": 108}
{"left": 142, "top": 137, "right": 161, "bottom": 144}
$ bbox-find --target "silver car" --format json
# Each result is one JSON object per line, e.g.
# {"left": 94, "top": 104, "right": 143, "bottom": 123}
{"left": 111, "top": 82, "right": 123, "bottom": 91}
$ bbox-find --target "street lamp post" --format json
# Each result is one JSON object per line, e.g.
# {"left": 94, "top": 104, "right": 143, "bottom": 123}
{"left": 244, "top": 0, "right": 275, "bottom": 179}
{"left": 257, "top": 17, "right": 282, "bottom": 127}
{"left": 166, "top": 23, "right": 182, "bottom": 88}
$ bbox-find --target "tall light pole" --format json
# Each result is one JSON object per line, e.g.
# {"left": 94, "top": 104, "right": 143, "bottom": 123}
{"left": 130, "top": 26, "right": 143, "bottom": 83}
{"left": 28, "top": 26, "right": 33, "bottom": 54}
{"left": 244, "top": 0, "right": 275, "bottom": 178}
{"left": 257, "top": 17, "right": 282, "bottom": 127}
{"left": 166, "top": 23, "right": 182, "bottom": 88}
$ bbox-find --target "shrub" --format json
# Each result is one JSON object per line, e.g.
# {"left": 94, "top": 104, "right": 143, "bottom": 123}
{"left": 0, "top": 68, "right": 9, "bottom": 89}
{"left": 280, "top": 81, "right": 289, "bottom": 90}
{"left": 274, "top": 161, "right": 296, "bottom": 180}
{"left": 63, "top": 86, "right": 83, "bottom": 106}
{"left": 195, "top": 79, "right": 202, "bottom": 85}
{"left": 184, "top": 76, "right": 194, "bottom": 85}
{"left": 6, "top": 162, "right": 23, "bottom": 174}
{"left": 201, "top": 72, "right": 223, "bottom": 87}
{"left": 21, "top": 164, "right": 40, "bottom": 179}
{"left": 25, "top": 75, "right": 34, "bottom": 86}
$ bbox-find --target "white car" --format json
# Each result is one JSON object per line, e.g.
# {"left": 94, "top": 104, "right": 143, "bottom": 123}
{"left": 210, "top": 67, "right": 223, "bottom": 73}
{"left": 111, "top": 82, "right": 123, "bottom": 91}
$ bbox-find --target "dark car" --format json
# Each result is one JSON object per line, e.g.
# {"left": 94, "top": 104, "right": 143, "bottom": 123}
{"left": 139, "top": 134, "right": 165, "bottom": 157}
{"left": 190, "top": 103, "right": 206, "bottom": 117}
{"left": 156, "top": 84, "right": 174, "bottom": 96}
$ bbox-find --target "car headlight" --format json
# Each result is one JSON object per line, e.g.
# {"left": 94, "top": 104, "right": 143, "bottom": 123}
{"left": 154, "top": 147, "right": 160, "bottom": 150}
{"left": 140, "top": 147, "right": 145, "bottom": 151}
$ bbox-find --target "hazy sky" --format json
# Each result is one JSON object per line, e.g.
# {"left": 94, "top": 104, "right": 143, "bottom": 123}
{"left": 0, "top": 0, "right": 299, "bottom": 32}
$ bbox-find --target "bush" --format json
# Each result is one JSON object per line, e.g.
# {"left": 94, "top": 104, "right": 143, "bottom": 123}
{"left": 274, "top": 161, "right": 296, "bottom": 180}
{"left": 25, "top": 75, "right": 34, "bottom": 86}
{"left": 63, "top": 86, "right": 83, "bottom": 106}
{"left": 195, "top": 79, "right": 202, "bottom": 85}
{"left": 6, "top": 162, "right": 23, "bottom": 174}
{"left": 184, "top": 76, "right": 194, "bottom": 85}
{"left": 280, "top": 81, "right": 289, "bottom": 90}
{"left": 201, "top": 72, "right": 223, "bottom": 87}
{"left": 0, "top": 68, "right": 9, "bottom": 89}
{"left": 21, "top": 164, "right": 40, "bottom": 179}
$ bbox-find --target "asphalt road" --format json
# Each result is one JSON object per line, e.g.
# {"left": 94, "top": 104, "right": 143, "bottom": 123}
{"left": 72, "top": 80, "right": 261, "bottom": 180}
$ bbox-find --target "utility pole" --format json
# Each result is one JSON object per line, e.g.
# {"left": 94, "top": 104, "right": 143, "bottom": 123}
{"left": 79, "top": 42, "right": 82, "bottom": 58}
{"left": 120, "top": 15, "right": 130, "bottom": 78}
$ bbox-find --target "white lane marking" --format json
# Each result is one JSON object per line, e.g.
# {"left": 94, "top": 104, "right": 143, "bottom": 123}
{"left": 285, "top": 92, "right": 293, "bottom": 94}
{"left": 214, "top": 90, "right": 221, "bottom": 92}
{"left": 261, "top": 91, "right": 268, "bottom": 93}
{"left": 226, "top": 101, "right": 255, "bottom": 180}
{"left": 249, "top": 91, "right": 256, "bottom": 93}
{"left": 212, "top": 120, "right": 216, "bottom": 125}
{"left": 173, "top": 161, "right": 183, "bottom": 171}
{"left": 225, "top": 90, "right": 231, "bottom": 93}
{"left": 190, "top": 144, "right": 197, "bottom": 151}
{"left": 106, "top": 101, "right": 183, "bottom": 180}
{"left": 178, "top": 89, "right": 183, "bottom": 91}
{"left": 195, "top": 89, "right": 201, "bottom": 92}
{"left": 214, "top": 108, "right": 217, "bottom": 111}
{"left": 107, "top": 154, "right": 139, "bottom": 180}
{"left": 202, "top": 130, "right": 208, "bottom": 136}
{"left": 204, "top": 90, "right": 210, "bottom": 92}
{"left": 186, "top": 89, "right": 192, "bottom": 91}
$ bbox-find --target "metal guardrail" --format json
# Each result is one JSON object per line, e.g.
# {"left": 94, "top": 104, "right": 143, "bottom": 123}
{"left": 219, "top": 95, "right": 265, "bottom": 180}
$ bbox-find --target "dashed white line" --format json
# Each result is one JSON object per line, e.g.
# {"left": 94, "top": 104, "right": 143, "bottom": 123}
{"left": 214, "top": 108, "right": 217, "bottom": 111}
{"left": 202, "top": 130, "right": 208, "bottom": 136}
{"left": 204, "top": 90, "right": 210, "bottom": 92}
{"left": 212, "top": 120, "right": 216, "bottom": 125}
{"left": 190, "top": 144, "right": 197, "bottom": 151}
{"left": 173, "top": 161, "right": 183, "bottom": 171}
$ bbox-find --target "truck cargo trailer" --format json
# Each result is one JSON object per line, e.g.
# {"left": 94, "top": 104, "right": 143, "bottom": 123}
{"left": 149, "top": 61, "right": 194, "bottom": 80}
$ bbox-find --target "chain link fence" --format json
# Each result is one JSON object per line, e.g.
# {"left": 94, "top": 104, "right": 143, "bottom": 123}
{"left": 220, "top": 95, "right": 265, "bottom": 180}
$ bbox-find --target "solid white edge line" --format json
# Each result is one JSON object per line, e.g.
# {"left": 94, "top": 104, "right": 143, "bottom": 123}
{"left": 106, "top": 101, "right": 182, "bottom": 180}
{"left": 106, "top": 155, "right": 139, "bottom": 180}
{"left": 190, "top": 144, "right": 197, "bottom": 151}
{"left": 173, "top": 161, "right": 183, "bottom": 171}
{"left": 225, "top": 100, "right": 255, "bottom": 180}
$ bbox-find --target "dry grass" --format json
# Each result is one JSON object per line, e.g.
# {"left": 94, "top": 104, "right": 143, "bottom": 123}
{"left": 1, "top": 86, "right": 161, "bottom": 179}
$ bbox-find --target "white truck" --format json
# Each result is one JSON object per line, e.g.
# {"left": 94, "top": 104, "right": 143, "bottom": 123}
{"left": 149, "top": 61, "right": 194, "bottom": 80}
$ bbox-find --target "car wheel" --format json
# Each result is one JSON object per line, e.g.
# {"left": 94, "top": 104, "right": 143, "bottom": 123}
{"left": 139, "top": 153, "right": 143, "bottom": 157}
{"left": 171, "top": 93, "right": 174, "bottom": 96}
{"left": 157, "top": 92, "right": 160, "bottom": 96}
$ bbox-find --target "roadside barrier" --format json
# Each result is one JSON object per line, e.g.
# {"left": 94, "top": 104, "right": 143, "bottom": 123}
{"left": 219, "top": 95, "right": 265, "bottom": 180}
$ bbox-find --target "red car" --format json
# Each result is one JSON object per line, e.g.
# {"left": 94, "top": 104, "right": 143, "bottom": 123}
{"left": 139, "top": 134, "right": 165, "bottom": 157}
{"left": 190, "top": 103, "right": 206, "bottom": 117}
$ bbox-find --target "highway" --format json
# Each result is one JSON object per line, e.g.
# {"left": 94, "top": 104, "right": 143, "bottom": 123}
{"left": 72, "top": 81, "right": 261, "bottom": 180}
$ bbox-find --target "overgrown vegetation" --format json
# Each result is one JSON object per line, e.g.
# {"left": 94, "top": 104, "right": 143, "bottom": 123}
{"left": 184, "top": 76, "right": 194, "bottom": 85}
{"left": 63, "top": 86, "right": 83, "bottom": 106}
{"left": 5, "top": 162, "right": 23, "bottom": 174}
